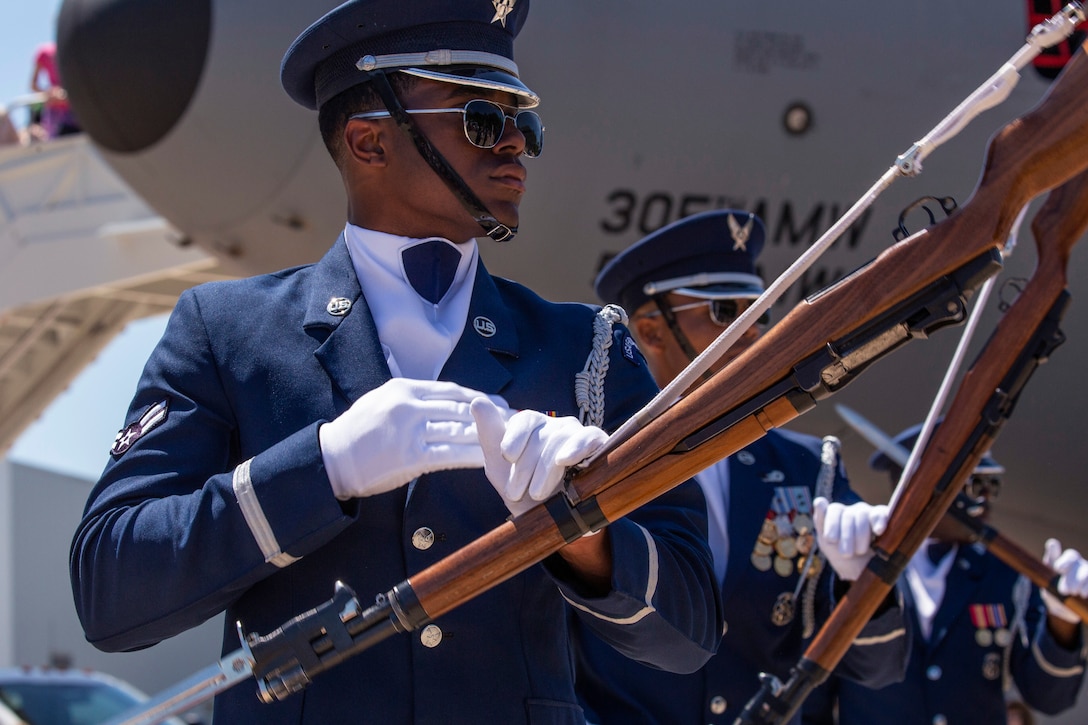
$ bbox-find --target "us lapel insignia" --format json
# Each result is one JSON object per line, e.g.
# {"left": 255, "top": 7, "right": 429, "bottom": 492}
{"left": 327, "top": 297, "right": 352, "bottom": 316}
{"left": 473, "top": 316, "right": 497, "bottom": 337}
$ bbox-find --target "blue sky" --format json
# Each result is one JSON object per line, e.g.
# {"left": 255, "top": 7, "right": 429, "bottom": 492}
{"left": 3, "top": 1, "right": 170, "bottom": 480}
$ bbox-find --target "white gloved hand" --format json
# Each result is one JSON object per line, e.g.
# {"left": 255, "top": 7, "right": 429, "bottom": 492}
{"left": 471, "top": 398, "right": 608, "bottom": 517}
{"left": 1041, "top": 538, "right": 1088, "bottom": 623}
{"left": 320, "top": 378, "right": 500, "bottom": 500}
{"left": 813, "top": 498, "right": 890, "bottom": 581}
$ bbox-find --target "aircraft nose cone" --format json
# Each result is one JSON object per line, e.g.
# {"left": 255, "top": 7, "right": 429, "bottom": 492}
{"left": 56, "top": 0, "right": 212, "bottom": 153}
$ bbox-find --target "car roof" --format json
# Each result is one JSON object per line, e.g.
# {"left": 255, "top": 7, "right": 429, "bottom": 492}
{"left": 0, "top": 667, "right": 146, "bottom": 697}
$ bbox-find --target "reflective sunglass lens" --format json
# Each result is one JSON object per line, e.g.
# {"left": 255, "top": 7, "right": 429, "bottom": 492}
{"left": 462, "top": 101, "right": 544, "bottom": 157}
{"left": 965, "top": 475, "right": 1001, "bottom": 499}
{"left": 710, "top": 300, "right": 739, "bottom": 324}
{"left": 516, "top": 112, "right": 543, "bottom": 157}
{"left": 710, "top": 300, "right": 770, "bottom": 327}
{"left": 463, "top": 100, "right": 504, "bottom": 148}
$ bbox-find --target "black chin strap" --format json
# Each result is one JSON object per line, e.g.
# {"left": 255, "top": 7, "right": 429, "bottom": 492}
{"left": 365, "top": 70, "right": 516, "bottom": 242}
{"left": 651, "top": 295, "right": 700, "bottom": 362}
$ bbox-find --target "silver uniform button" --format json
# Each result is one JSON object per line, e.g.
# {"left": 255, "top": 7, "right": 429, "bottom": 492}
{"left": 709, "top": 696, "right": 727, "bottom": 715}
{"left": 926, "top": 664, "right": 942, "bottom": 681}
{"left": 412, "top": 527, "right": 435, "bottom": 550}
{"left": 420, "top": 624, "right": 443, "bottom": 648}
{"left": 722, "top": 620, "right": 728, "bottom": 636}
{"left": 932, "top": 715, "right": 948, "bottom": 725}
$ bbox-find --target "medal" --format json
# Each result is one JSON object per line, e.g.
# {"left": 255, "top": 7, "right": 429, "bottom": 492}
{"left": 775, "top": 536, "right": 798, "bottom": 559}
{"left": 800, "top": 555, "right": 823, "bottom": 577}
{"left": 759, "top": 487, "right": 817, "bottom": 577}
{"left": 771, "top": 592, "right": 795, "bottom": 626}
{"left": 970, "top": 603, "right": 1008, "bottom": 649}
{"left": 752, "top": 517, "right": 779, "bottom": 569}
{"left": 982, "top": 652, "right": 1002, "bottom": 680}
{"left": 751, "top": 553, "right": 772, "bottom": 572}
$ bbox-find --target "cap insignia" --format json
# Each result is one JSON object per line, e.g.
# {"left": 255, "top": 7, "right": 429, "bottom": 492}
{"left": 728, "top": 213, "right": 755, "bottom": 251}
{"left": 492, "top": 0, "right": 517, "bottom": 27}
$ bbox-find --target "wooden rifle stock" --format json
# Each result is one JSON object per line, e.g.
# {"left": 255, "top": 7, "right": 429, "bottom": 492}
{"left": 407, "top": 39, "right": 1088, "bottom": 626}
{"left": 736, "top": 106, "right": 1088, "bottom": 725}
{"left": 944, "top": 494, "right": 1088, "bottom": 624}
{"left": 967, "top": 147, "right": 1088, "bottom": 625}
{"left": 938, "top": 167, "right": 1088, "bottom": 625}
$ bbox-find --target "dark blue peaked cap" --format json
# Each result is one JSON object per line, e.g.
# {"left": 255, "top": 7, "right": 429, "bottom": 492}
{"left": 869, "top": 421, "right": 1005, "bottom": 476}
{"left": 281, "top": 0, "right": 536, "bottom": 110}
{"left": 595, "top": 210, "right": 767, "bottom": 315}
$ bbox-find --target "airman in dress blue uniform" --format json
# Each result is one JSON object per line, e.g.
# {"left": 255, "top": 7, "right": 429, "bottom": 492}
{"left": 803, "top": 424, "right": 1088, "bottom": 725}
{"left": 68, "top": 2, "right": 722, "bottom": 722}
{"left": 578, "top": 210, "right": 909, "bottom": 725}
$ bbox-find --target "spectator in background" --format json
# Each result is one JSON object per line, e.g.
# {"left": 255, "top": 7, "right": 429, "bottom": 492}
{"left": 31, "top": 42, "right": 80, "bottom": 138}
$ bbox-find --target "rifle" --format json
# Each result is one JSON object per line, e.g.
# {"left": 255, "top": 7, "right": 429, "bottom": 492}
{"left": 837, "top": 402, "right": 1088, "bottom": 626}
{"left": 736, "top": 112, "right": 1088, "bottom": 725}
{"left": 944, "top": 493, "right": 1088, "bottom": 624}
{"left": 109, "top": 18, "right": 1088, "bottom": 725}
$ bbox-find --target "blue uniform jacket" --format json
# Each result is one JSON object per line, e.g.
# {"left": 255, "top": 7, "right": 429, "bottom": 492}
{"left": 69, "top": 239, "right": 723, "bottom": 724}
{"left": 803, "top": 543, "right": 1087, "bottom": 724}
{"left": 574, "top": 429, "right": 909, "bottom": 725}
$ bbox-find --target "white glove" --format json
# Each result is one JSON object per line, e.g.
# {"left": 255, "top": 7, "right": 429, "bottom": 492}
{"left": 319, "top": 378, "right": 500, "bottom": 500}
{"left": 471, "top": 398, "right": 608, "bottom": 516}
{"left": 1041, "top": 538, "right": 1088, "bottom": 623}
{"left": 813, "top": 498, "right": 890, "bottom": 581}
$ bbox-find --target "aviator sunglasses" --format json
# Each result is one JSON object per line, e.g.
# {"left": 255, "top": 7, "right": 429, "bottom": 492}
{"left": 351, "top": 99, "right": 544, "bottom": 158}
{"left": 964, "top": 473, "right": 1001, "bottom": 501}
{"left": 638, "top": 299, "right": 771, "bottom": 327}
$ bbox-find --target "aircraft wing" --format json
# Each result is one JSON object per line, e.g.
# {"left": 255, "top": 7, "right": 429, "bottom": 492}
{"left": 0, "top": 133, "right": 232, "bottom": 454}
{"left": 0, "top": 260, "right": 229, "bottom": 455}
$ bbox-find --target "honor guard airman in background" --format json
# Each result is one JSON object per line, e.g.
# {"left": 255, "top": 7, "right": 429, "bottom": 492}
{"left": 68, "top": 2, "right": 723, "bottom": 722}
{"left": 803, "top": 423, "right": 1088, "bottom": 725}
{"left": 578, "top": 210, "right": 909, "bottom": 725}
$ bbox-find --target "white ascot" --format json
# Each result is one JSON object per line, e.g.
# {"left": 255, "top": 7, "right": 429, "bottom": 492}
{"left": 906, "top": 539, "right": 958, "bottom": 641}
{"left": 345, "top": 224, "right": 478, "bottom": 380}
